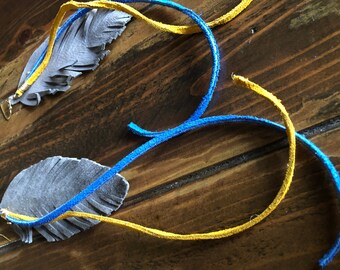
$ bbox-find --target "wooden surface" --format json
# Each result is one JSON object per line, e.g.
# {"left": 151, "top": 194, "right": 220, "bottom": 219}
{"left": 0, "top": 0, "right": 339, "bottom": 269}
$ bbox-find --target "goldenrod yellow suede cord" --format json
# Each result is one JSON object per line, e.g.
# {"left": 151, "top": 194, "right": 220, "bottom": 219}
{"left": 6, "top": 2, "right": 340, "bottom": 267}
{"left": 15, "top": 0, "right": 253, "bottom": 97}
{"left": 5, "top": 75, "right": 296, "bottom": 240}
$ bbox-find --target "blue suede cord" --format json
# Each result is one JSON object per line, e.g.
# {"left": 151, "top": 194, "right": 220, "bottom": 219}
{"left": 117, "top": 0, "right": 220, "bottom": 137}
{"left": 25, "top": 8, "right": 91, "bottom": 81}
{"left": 7, "top": 114, "right": 339, "bottom": 229}
{"left": 24, "top": 0, "right": 220, "bottom": 138}
{"left": 320, "top": 234, "right": 340, "bottom": 268}
{"left": 6, "top": 115, "right": 340, "bottom": 269}
{"left": 13, "top": 0, "right": 339, "bottom": 267}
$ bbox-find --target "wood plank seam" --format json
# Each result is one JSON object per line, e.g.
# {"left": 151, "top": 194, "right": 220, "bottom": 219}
{"left": 0, "top": 115, "right": 338, "bottom": 254}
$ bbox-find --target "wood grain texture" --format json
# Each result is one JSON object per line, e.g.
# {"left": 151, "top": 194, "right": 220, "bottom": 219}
{"left": 0, "top": 0, "right": 339, "bottom": 269}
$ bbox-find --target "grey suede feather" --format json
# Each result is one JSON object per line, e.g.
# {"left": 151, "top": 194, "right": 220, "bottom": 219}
{"left": 13, "top": 9, "right": 131, "bottom": 106}
{"left": 0, "top": 156, "right": 129, "bottom": 243}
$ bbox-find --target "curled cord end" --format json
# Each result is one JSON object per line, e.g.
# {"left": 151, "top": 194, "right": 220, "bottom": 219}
{"left": 128, "top": 122, "right": 160, "bottom": 138}
{"left": 231, "top": 73, "right": 250, "bottom": 88}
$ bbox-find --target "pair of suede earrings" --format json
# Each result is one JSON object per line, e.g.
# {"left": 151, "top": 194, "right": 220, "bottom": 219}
{"left": 0, "top": 0, "right": 338, "bottom": 268}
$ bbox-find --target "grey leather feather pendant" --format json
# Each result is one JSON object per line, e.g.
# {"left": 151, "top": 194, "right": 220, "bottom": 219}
{"left": 13, "top": 9, "right": 132, "bottom": 106}
{"left": 0, "top": 156, "right": 129, "bottom": 243}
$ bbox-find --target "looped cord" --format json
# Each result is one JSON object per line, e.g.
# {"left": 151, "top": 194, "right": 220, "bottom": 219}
{"left": 16, "top": 0, "right": 256, "bottom": 137}
{"left": 4, "top": 0, "right": 339, "bottom": 267}
{"left": 5, "top": 75, "right": 297, "bottom": 241}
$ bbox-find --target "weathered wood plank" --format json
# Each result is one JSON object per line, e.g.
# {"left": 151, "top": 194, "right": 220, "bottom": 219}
{"left": 0, "top": 128, "right": 338, "bottom": 269}
{"left": 0, "top": 0, "right": 339, "bottom": 268}
{"left": 0, "top": 0, "right": 338, "bottom": 195}
{"left": 1, "top": 117, "right": 338, "bottom": 248}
